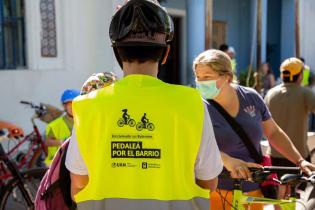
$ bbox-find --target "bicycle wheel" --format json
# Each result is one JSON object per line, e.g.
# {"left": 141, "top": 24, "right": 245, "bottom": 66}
{"left": 117, "top": 118, "right": 125, "bottom": 127}
{"left": 128, "top": 119, "right": 136, "bottom": 127}
{"left": 136, "top": 122, "right": 143, "bottom": 131}
{"left": 0, "top": 167, "right": 47, "bottom": 210}
{"left": 147, "top": 123, "right": 155, "bottom": 131}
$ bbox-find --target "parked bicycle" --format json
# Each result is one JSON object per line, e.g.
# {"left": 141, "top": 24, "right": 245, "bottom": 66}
{"left": 0, "top": 135, "right": 47, "bottom": 210}
{"left": 218, "top": 166, "right": 315, "bottom": 210}
{"left": 0, "top": 101, "right": 49, "bottom": 183}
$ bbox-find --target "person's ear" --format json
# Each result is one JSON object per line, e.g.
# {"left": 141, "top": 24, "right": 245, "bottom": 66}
{"left": 161, "top": 46, "right": 171, "bottom": 65}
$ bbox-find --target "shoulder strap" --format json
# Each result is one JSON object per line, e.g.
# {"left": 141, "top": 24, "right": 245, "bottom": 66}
{"left": 208, "top": 99, "right": 262, "bottom": 163}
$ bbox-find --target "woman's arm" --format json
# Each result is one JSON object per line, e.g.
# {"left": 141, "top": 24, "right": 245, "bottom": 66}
{"left": 45, "top": 137, "right": 62, "bottom": 147}
{"left": 221, "top": 152, "right": 261, "bottom": 180}
{"left": 262, "top": 118, "right": 315, "bottom": 175}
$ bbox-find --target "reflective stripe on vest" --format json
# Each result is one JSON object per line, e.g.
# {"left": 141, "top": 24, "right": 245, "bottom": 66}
{"left": 77, "top": 198, "right": 209, "bottom": 210}
{"left": 73, "top": 75, "right": 208, "bottom": 208}
{"left": 45, "top": 115, "right": 71, "bottom": 165}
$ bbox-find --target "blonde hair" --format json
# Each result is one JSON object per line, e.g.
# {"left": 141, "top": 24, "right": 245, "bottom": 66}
{"left": 193, "top": 49, "right": 233, "bottom": 78}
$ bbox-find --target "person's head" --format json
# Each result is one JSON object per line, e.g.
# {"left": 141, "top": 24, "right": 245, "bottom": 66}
{"left": 260, "top": 63, "right": 273, "bottom": 75}
{"left": 61, "top": 89, "right": 80, "bottom": 117}
{"left": 280, "top": 58, "right": 304, "bottom": 84}
{"left": 227, "top": 46, "right": 235, "bottom": 59}
{"left": 109, "top": 0, "right": 174, "bottom": 70}
{"left": 193, "top": 49, "right": 233, "bottom": 99}
{"left": 219, "top": 44, "right": 229, "bottom": 53}
{"left": 80, "top": 72, "right": 117, "bottom": 95}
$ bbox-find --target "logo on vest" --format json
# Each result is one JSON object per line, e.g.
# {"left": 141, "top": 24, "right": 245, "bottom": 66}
{"left": 117, "top": 109, "right": 136, "bottom": 127}
{"left": 117, "top": 109, "right": 155, "bottom": 131}
{"left": 244, "top": 105, "right": 256, "bottom": 118}
{"left": 111, "top": 141, "right": 161, "bottom": 159}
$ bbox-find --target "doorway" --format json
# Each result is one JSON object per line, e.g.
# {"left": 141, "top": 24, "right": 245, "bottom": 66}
{"left": 158, "top": 16, "right": 182, "bottom": 84}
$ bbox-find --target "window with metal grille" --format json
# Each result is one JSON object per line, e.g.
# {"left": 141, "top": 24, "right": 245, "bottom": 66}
{"left": 0, "top": 0, "right": 26, "bottom": 70}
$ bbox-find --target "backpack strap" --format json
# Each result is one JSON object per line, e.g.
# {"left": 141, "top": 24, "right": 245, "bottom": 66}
{"left": 40, "top": 180, "right": 61, "bottom": 200}
{"left": 208, "top": 99, "right": 262, "bottom": 163}
{"left": 59, "top": 140, "right": 77, "bottom": 209}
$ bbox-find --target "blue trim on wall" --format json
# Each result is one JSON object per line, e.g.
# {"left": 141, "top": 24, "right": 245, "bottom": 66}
{"left": 281, "top": 0, "right": 295, "bottom": 62}
{"left": 213, "top": 0, "right": 251, "bottom": 72}
{"left": 267, "top": 0, "right": 282, "bottom": 78}
{"left": 186, "top": 0, "right": 205, "bottom": 85}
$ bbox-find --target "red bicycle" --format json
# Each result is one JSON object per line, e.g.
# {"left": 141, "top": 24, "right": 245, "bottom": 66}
{"left": 0, "top": 101, "right": 49, "bottom": 183}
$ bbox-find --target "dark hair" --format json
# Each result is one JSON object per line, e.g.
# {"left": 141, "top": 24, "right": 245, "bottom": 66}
{"left": 116, "top": 46, "right": 166, "bottom": 63}
{"left": 219, "top": 44, "right": 229, "bottom": 52}
{"left": 282, "top": 70, "right": 302, "bottom": 83}
{"left": 299, "top": 57, "right": 305, "bottom": 63}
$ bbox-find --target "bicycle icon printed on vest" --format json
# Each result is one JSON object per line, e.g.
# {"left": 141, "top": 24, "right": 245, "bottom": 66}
{"left": 117, "top": 109, "right": 136, "bottom": 127}
{"left": 136, "top": 113, "right": 155, "bottom": 131}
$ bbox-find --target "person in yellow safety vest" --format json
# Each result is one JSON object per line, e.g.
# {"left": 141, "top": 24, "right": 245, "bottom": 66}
{"left": 44, "top": 89, "right": 80, "bottom": 165}
{"left": 300, "top": 57, "right": 311, "bottom": 86}
{"left": 65, "top": 1, "right": 223, "bottom": 210}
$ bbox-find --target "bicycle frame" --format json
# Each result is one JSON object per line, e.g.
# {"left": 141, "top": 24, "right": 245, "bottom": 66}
{"left": 0, "top": 115, "right": 47, "bottom": 181}
{"left": 0, "top": 144, "right": 34, "bottom": 208}
{"left": 232, "top": 188, "right": 296, "bottom": 210}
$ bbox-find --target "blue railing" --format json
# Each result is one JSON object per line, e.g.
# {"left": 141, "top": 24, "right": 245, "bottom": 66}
{"left": 0, "top": 0, "right": 26, "bottom": 70}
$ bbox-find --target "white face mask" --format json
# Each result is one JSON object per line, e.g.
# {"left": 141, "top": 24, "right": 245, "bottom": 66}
{"left": 195, "top": 79, "right": 222, "bottom": 99}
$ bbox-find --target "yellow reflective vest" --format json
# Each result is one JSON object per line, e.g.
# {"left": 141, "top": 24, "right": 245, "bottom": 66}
{"left": 45, "top": 115, "right": 71, "bottom": 165}
{"left": 302, "top": 65, "right": 311, "bottom": 86}
{"left": 73, "top": 75, "right": 209, "bottom": 208}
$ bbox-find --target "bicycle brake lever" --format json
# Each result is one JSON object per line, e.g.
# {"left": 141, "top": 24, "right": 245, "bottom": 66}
{"left": 252, "top": 170, "right": 271, "bottom": 183}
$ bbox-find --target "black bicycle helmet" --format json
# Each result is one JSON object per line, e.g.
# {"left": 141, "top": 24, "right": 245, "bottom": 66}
{"left": 109, "top": 0, "right": 174, "bottom": 47}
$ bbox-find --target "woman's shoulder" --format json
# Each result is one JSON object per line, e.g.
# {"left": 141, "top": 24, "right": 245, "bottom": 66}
{"left": 236, "top": 85, "right": 266, "bottom": 107}
{"left": 236, "top": 85, "right": 261, "bottom": 97}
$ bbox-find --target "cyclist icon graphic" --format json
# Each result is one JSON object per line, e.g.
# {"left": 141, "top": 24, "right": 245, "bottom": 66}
{"left": 117, "top": 109, "right": 136, "bottom": 127}
{"left": 136, "top": 113, "right": 155, "bottom": 131}
{"left": 117, "top": 109, "right": 155, "bottom": 131}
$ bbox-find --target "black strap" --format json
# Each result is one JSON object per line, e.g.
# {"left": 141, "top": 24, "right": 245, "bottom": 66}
{"left": 208, "top": 99, "right": 262, "bottom": 163}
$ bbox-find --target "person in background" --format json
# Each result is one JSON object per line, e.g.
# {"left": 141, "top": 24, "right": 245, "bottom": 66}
{"left": 300, "top": 57, "right": 311, "bottom": 87}
{"left": 80, "top": 72, "right": 117, "bottom": 95}
{"left": 193, "top": 50, "right": 315, "bottom": 210}
{"left": 219, "top": 44, "right": 229, "bottom": 53}
{"left": 44, "top": 89, "right": 80, "bottom": 165}
{"left": 258, "top": 63, "right": 276, "bottom": 97}
{"left": 219, "top": 44, "right": 237, "bottom": 80}
{"left": 308, "top": 73, "right": 315, "bottom": 131}
{"left": 227, "top": 46, "right": 237, "bottom": 78}
{"left": 265, "top": 57, "right": 315, "bottom": 199}
{"left": 0, "top": 121, "right": 24, "bottom": 138}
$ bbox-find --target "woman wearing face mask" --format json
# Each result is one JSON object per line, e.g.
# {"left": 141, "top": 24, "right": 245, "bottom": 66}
{"left": 193, "top": 49, "right": 315, "bottom": 210}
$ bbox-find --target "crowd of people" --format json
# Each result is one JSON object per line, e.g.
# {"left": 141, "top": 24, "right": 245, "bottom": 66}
{"left": 1, "top": 1, "right": 315, "bottom": 210}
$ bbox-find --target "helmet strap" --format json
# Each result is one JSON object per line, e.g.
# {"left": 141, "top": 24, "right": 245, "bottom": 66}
{"left": 161, "top": 45, "right": 170, "bottom": 65}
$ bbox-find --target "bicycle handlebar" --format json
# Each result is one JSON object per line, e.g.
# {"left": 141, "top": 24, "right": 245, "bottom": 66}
{"left": 20, "top": 100, "right": 47, "bottom": 117}
{"left": 259, "top": 166, "right": 300, "bottom": 174}
{"left": 20, "top": 101, "right": 41, "bottom": 109}
{"left": 219, "top": 166, "right": 309, "bottom": 185}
